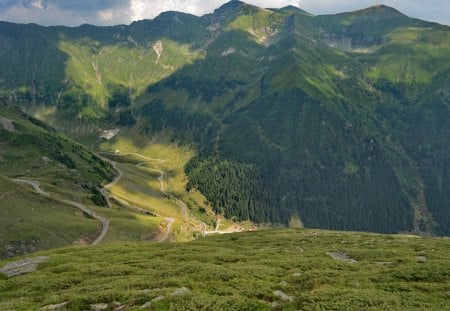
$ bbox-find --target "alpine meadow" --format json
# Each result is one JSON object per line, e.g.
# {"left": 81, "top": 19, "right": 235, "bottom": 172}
{"left": 0, "top": 1, "right": 449, "bottom": 310}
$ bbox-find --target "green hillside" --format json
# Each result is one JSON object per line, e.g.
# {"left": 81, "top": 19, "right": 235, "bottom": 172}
{"left": 0, "top": 102, "right": 115, "bottom": 258}
{"left": 0, "top": 175, "right": 100, "bottom": 259}
{"left": 1, "top": 229, "right": 449, "bottom": 310}
{"left": 134, "top": 3, "right": 450, "bottom": 235}
{"left": 0, "top": 1, "right": 449, "bottom": 236}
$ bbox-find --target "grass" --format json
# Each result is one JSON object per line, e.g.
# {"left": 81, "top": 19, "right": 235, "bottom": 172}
{"left": 1, "top": 103, "right": 244, "bottom": 259}
{"left": 89, "top": 205, "right": 161, "bottom": 243}
{"left": 0, "top": 174, "right": 99, "bottom": 259}
{"left": 0, "top": 104, "right": 115, "bottom": 257}
{"left": 226, "top": 8, "right": 286, "bottom": 44}
{"left": 366, "top": 27, "right": 450, "bottom": 87}
{"left": 0, "top": 229, "right": 449, "bottom": 310}
{"left": 59, "top": 38, "right": 201, "bottom": 110}
{"left": 1, "top": 103, "right": 204, "bottom": 253}
{"left": 98, "top": 135, "right": 219, "bottom": 233}
{"left": 97, "top": 133, "right": 258, "bottom": 239}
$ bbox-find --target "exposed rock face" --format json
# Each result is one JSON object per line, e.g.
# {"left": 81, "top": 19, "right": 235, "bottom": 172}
{"left": 40, "top": 301, "right": 68, "bottom": 310}
{"left": 0, "top": 256, "right": 49, "bottom": 277}
{"left": 90, "top": 303, "right": 108, "bottom": 311}
{"left": 1, "top": 238, "right": 40, "bottom": 259}
{"left": 273, "top": 290, "right": 293, "bottom": 302}
{"left": 416, "top": 255, "right": 427, "bottom": 262}
{"left": 171, "top": 287, "right": 191, "bottom": 297}
{"left": 279, "top": 280, "right": 288, "bottom": 287}
{"left": 221, "top": 47, "right": 236, "bottom": 57}
{"left": 327, "top": 252, "right": 357, "bottom": 263}
{"left": 153, "top": 40, "right": 164, "bottom": 62}
{"left": 320, "top": 30, "right": 382, "bottom": 52}
{"left": 100, "top": 128, "right": 120, "bottom": 140}
{"left": 0, "top": 116, "right": 15, "bottom": 131}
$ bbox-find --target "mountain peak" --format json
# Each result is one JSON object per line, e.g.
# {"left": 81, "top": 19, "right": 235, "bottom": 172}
{"left": 214, "top": 0, "right": 246, "bottom": 13}
{"left": 212, "top": 0, "right": 262, "bottom": 22}
{"left": 356, "top": 4, "right": 405, "bottom": 17}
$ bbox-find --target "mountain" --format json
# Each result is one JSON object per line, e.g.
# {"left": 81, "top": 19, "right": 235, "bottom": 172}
{"left": 0, "top": 101, "right": 114, "bottom": 258}
{"left": 0, "top": 1, "right": 449, "bottom": 235}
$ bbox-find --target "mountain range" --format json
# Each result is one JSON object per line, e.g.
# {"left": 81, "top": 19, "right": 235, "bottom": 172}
{"left": 1, "top": 0, "right": 449, "bottom": 236}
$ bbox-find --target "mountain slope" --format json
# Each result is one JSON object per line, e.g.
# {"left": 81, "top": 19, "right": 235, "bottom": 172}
{"left": 0, "top": 102, "right": 115, "bottom": 257}
{"left": 0, "top": 2, "right": 449, "bottom": 235}
{"left": 133, "top": 3, "right": 450, "bottom": 234}
{"left": 0, "top": 175, "right": 100, "bottom": 258}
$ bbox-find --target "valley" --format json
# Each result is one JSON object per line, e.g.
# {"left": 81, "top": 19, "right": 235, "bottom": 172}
{"left": 1, "top": 1, "right": 449, "bottom": 236}
{"left": 0, "top": 1, "right": 449, "bottom": 309}
{"left": 1, "top": 100, "right": 252, "bottom": 258}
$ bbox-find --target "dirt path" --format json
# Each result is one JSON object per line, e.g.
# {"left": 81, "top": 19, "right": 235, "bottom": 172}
{"left": 158, "top": 217, "right": 174, "bottom": 242}
{"left": 98, "top": 151, "right": 245, "bottom": 240}
{"left": 14, "top": 179, "right": 109, "bottom": 245}
{"left": 106, "top": 151, "right": 255, "bottom": 238}
{"left": 203, "top": 219, "right": 245, "bottom": 235}
{"left": 14, "top": 179, "right": 49, "bottom": 196}
{"left": 97, "top": 156, "right": 123, "bottom": 208}
{"left": 98, "top": 151, "right": 165, "bottom": 164}
{"left": 136, "top": 163, "right": 165, "bottom": 192}
{"left": 200, "top": 222, "right": 207, "bottom": 237}
{"left": 97, "top": 152, "right": 175, "bottom": 241}
{"left": 136, "top": 162, "right": 190, "bottom": 219}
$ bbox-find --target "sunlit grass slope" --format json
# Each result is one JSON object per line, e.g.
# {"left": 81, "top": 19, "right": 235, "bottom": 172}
{"left": 98, "top": 134, "right": 220, "bottom": 240}
{"left": 59, "top": 38, "right": 201, "bottom": 108}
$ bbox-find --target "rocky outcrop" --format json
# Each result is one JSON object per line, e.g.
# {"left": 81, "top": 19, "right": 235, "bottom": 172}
{"left": 0, "top": 256, "right": 49, "bottom": 277}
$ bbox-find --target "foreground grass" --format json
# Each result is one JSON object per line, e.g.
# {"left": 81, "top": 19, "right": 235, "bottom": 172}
{"left": 0, "top": 229, "right": 449, "bottom": 310}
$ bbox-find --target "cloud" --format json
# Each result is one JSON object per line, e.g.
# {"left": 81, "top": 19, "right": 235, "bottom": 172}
{"left": 0, "top": 0, "right": 448, "bottom": 26}
{"left": 30, "top": 0, "right": 43, "bottom": 9}
{"left": 97, "top": 9, "right": 114, "bottom": 22}
{"left": 129, "top": 0, "right": 300, "bottom": 21}
{"left": 0, "top": 0, "right": 131, "bottom": 26}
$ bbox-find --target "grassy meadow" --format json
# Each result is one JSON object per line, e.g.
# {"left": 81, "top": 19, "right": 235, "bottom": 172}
{"left": 0, "top": 229, "right": 449, "bottom": 310}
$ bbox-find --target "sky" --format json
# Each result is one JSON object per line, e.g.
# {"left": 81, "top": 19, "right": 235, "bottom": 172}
{"left": 0, "top": 0, "right": 448, "bottom": 27}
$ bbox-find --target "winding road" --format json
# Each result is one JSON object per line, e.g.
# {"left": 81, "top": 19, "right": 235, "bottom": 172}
{"left": 98, "top": 156, "right": 123, "bottom": 208}
{"left": 97, "top": 152, "right": 165, "bottom": 164}
{"left": 14, "top": 179, "right": 109, "bottom": 245}
{"left": 158, "top": 217, "right": 174, "bottom": 242}
{"left": 15, "top": 150, "right": 245, "bottom": 244}
{"left": 98, "top": 151, "right": 238, "bottom": 239}
{"left": 137, "top": 163, "right": 188, "bottom": 217}
{"left": 97, "top": 152, "right": 175, "bottom": 242}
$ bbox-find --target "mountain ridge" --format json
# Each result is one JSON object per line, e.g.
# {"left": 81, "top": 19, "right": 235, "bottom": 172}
{"left": 0, "top": 2, "right": 449, "bottom": 235}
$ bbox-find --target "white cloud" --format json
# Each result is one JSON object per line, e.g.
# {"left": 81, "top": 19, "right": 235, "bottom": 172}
{"left": 30, "top": 0, "right": 44, "bottom": 10}
{"left": 130, "top": 0, "right": 216, "bottom": 20}
{"left": 0, "top": 0, "right": 448, "bottom": 26}
{"left": 0, "top": 5, "right": 87, "bottom": 26}
{"left": 129, "top": 0, "right": 300, "bottom": 21}
{"left": 97, "top": 9, "right": 114, "bottom": 22}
